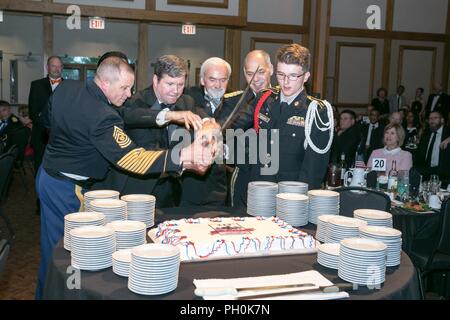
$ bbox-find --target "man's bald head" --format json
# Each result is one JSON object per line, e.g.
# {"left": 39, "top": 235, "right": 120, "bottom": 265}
{"left": 95, "top": 57, "right": 135, "bottom": 107}
{"left": 243, "top": 50, "right": 273, "bottom": 93}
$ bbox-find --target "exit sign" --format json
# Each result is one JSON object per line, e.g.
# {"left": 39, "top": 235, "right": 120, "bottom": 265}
{"left": 89, "top": 17, "right": 105, "bottom": 30}
{"left": 182, "top": 24, "right": 196, "bottom": 35}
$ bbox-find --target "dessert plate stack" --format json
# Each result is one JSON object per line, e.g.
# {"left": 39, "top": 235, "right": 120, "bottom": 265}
{"left": 278, "top": 181, "right": 308, "bottom": 195}
{"left": 338, "top": 238, "right": 387, "bottom": 286}
{"left": 276, "top": 193, "right": 309, "bottom": 226}
{"left": 70, "top": 226, "right": 115, "bottom": 271}
{"left": 112, "top": 249, "right": 132, "bottom": 277}
{"left": 354, "top": 209, "right": 393, "bottom": 227}
{"left": 247, "top": 181, "right": 278, "bottom": 217}
{"left": 83, "top": 190, "right": 120, "bottom": 212}
{"left": 316, "top": 214, "right": 339, "bottom": 243}
{"left": 121, "top": 194, "right": 156, "bottom": 228}
{"left": 359, "top": 226, "right": 402, "bottom": 267}
{"left": 106, "top": 220, "right": 147, "bottom": 251}
{"left": 307, "top": 190, "right": 340, "bottom": 224}
{"left": 90, "top": 199, "right": 127, "bottom": 223}
{"left": 326, "top": 216, "right": 368, "bottom": 243}
{"left": 317, "top": 243, "right": 340, "bottom": 269}
{"left": 128, "top": 244, "right": 181, "bottom": 295}
{"left": 64, "top": 212, "right": 105, "bottom": 251}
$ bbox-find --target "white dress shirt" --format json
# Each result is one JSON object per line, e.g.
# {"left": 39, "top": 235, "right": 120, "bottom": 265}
{"left": 365, "top": 122, "right": 379, "bottom": 146}
{"left": 427, "top": 126, "right": 443, "bottom": 167}
{"left": 431, "top": 94, "right": 441, "bottom": 112}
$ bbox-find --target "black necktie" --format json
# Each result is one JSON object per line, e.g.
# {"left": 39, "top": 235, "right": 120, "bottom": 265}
{"left": 426, "top": 131, "right": 437, "bottom": 166}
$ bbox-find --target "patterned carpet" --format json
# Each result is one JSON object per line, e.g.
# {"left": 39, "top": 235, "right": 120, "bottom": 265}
{"left": 0, "top": 168, "right": 40, "bottom": 300}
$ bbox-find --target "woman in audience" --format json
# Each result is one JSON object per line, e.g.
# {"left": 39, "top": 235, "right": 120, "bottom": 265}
{"left": 367, "top": 123, "right": 412, "bottom": 172}
{"left": 404, "top": 111, "right": 420, "bottom": 147}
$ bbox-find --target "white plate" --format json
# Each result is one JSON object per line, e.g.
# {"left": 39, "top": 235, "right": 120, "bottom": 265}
{"left": 65, "top": 212, "right": 106, "bottom": 223}
{"left": 132, "top": 244, "right": 180, "bottom": 259}
{"left": 340, "top": 238, "right": 387, "bottom": 252}
{"left": 70, "top": 226, "right": 114, "bottom": 239}
{"left": 84, "top": 190, "right": 120, "bottom": 199}
{"left": 354, "top": 209, "right": 392, "bottom": 220}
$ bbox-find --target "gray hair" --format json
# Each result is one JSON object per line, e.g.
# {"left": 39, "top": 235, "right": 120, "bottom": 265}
{"left": 200, "top": 57, "right": 231, "bottom": 80}
{"left": 154, "top": 55, "right": 187, "bottom": 80}
{"left": 96, "top": 57, "right": 134, "bottom": 83}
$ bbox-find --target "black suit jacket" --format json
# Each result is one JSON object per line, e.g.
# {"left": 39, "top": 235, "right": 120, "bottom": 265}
{"left": 425, "top": 93, "right": 450, "bottom": 118}
{"left": 414, "top": 126, "right": 450, "bottom": 186}
{"left": 331, "top": 125, "right": 363, "bottom": 168}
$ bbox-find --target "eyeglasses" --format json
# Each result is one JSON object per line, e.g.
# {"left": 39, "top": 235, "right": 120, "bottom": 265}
{"left": 275, "top": 71, "right": 307, "bottom": 82}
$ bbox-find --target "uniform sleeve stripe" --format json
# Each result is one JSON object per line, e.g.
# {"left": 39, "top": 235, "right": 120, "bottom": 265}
{"left": 117, "top": 148, "right": 164, "bottom": 175}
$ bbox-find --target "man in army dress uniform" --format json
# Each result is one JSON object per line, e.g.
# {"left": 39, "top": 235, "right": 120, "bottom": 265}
{"left": 35, "top": 57, "right": 216, "bottom": 298}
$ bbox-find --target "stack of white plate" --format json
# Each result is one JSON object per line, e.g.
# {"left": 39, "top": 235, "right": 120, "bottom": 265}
{"left": 276, "top": 193, "right": 309, "bottom": 226}
{"left": 354, "top": 209, "right": 393, "bottom": 227}
{"left": 121, "top": 194, "right": 156, "bottom": 228}
{"left": 70, "top": 226, "right": 115, "bottom": 271}
{"left": 247, "top": 181, "right": 278, "bottom": 217}
{"left": 316, "top": 214, "right": 336, "bottom": 243}
{"left": 90, "top": 199, "right": 127, "bottom": 223}
{"left": 338, "top": 238, "right": 387, "bottom": 286}
{"left": 317, "top": 243, "right": 340, "bottom": 269}
{"left": 106, "top": 220, "right": 147, "bottom": 251}
{"left": 307, "top": 190, "right": 340, "bottom": 224}
{"left": 278, "top": 181, "right": 308, "bottom": 195}
{"left": 326, "top": 216, "right": 368, "bottom": 243}
{"left": 83, "top": 190, "right": 120, "bottom": 212}
{"left": 64, "top": 212, "right": 105, "bottom": 251}
{"left": 359, "top": 226, "right": 402, "bottom": 267}
{"left": 112, "top": 249, "right": 132, "bottom": 277}
{"left": 128, "top": 244, "right": 181, "bottom": 295}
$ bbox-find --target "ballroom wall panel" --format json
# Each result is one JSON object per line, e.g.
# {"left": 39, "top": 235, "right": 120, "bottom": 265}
{"left": 54, "top": 0, "right": 146, "bottom": 9}
{"left": 156, "top": 0, "right": 239, "bottom": 16}
{"left": 393, "top": 0, "right": 447, "bottom": 34}
{"left": 247, "top": 0, "right": 303, "bottom": 25}
{"left": 330, "top": 0, "right": 387, "bottom": 30}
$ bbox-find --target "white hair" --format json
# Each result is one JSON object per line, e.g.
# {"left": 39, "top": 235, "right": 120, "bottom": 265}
{"left": 200, "top": 57, "right": 231, "bottom": 80}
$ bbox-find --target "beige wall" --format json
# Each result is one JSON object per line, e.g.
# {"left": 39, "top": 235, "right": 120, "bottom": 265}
{"left": 148, "top": 24, "right": 225, "bottom": 89}
{"left": 156, "top": 0, "right": 239, "bottom": 16}
{"left": 247, "top": 0, "right": 303, "bottom": 25}
{"left": 54, "top": 0, "right": 146, "bottom": 9}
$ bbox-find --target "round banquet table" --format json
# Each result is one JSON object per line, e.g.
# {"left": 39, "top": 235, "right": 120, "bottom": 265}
{"left": 43, "top": 207, "right": 421, "bottom": 300}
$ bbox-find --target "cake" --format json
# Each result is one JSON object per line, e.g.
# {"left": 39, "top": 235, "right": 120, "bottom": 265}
{"left": 148, "top": 216, "right": 318, "bottom": 261}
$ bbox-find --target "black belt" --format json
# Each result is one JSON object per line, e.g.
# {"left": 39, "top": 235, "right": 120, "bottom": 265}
{"left": 44, "top": 168, "right": 96, "bottom": 189}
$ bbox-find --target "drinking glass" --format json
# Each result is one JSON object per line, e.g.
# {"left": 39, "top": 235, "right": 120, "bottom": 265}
{"left": 397, "top": 171, "right": 409, "bottom": 201}
{"left": 430, "top": 175, "right": 441, "bottom": 194}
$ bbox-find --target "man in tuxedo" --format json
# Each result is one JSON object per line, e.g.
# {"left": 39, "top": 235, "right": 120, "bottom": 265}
{"left": 388, "top": 85, "right": 407, "bottom": 114}
{"left": 93, "top": 55, "right": 202, "bottom": 208}
{"left": 424, "top": 82, "right": 450, "bottom": 121}
{"left": 28, "top": 56, "right": 63, "bottom": 174}
{"left": 331, "top": 110, "right": 362, "bottom": 168}
{"left": 361, "top": 109, "right": 384, "bottom": 162}
{"left": 180, "top": 57, "right": 233, "bottom": 206}
{"left": 415, "top": 111, "right": 450, "bottom": 187}
{"left": 0, "top": 100, "right": 28, "bottom": 153}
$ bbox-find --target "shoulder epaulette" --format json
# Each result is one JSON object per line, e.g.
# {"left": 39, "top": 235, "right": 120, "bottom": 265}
{"left": 224, "top": 90, "right": 243, "bottom": 99}
{"left": 307, "top": 95, "right": 326, "bottom": 109}
{"left": 261, "top": 86, "right": 280, "bottom": 95}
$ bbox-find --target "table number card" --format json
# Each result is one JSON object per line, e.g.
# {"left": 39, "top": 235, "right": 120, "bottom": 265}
{"left": 372, "top": 158, "right": 387, "bottom": 172}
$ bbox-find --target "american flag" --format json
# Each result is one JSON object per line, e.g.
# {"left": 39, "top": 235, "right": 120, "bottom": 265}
{"left": 354, "top": 152, "right": 366, "bottom": 169}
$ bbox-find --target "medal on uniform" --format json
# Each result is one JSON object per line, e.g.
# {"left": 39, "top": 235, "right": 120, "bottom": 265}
{"left": 258, "top": 113, "right": 270, "bottom": 123}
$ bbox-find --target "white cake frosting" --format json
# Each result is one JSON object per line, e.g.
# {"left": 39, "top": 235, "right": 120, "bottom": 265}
{"left": 148, "top": 216, "right": 318, "bottom": 261}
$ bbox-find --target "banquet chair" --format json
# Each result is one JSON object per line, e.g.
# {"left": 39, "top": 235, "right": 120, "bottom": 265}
{"left": 334, "top": 186, "right": 391, "bottom": 217}
{"left": 0, "top": 147, "right": 17, "bottom": 202}
{"left": 409, "top": 198, "right": 450, "bottom": 299}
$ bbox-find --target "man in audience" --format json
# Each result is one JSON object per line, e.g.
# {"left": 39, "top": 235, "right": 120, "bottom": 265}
{"left": 389, "top": 85, "right": 407, "bottom": 114}
{"left": 389, "top": 111, "right": 403, "bottom": 125}
{"left": 414, "top": 111, "right": 450, "bottom": 187}
{"left": 331, "top": 110, "right": 362, "bottom": 168}
{"left": 0, "top": 100, "right": 26, "bottom": 152}
{"left": 361, "top": 109, "right": 384, "bottom": 162}
{"left": 181, "top": 57, "right": 233, "bottom": 206}
{"left": 424, "top": 82, "right": 450, "bottom": 121}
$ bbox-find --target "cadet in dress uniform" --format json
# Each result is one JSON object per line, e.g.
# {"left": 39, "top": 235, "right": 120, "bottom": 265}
{"left": 226, "top": 44, "right": 332, "bottom": 194}
{"left": 35, "top": 57, "right": 214, "bottom": 299}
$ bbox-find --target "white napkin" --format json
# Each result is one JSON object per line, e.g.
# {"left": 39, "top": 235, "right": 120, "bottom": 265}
{"left": 194, "top": 270, "right": 350, "bottom": 300}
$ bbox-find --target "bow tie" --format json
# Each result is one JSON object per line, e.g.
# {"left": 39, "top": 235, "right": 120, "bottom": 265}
{"left": 50, "top": 78, "right": 62, "bottom": 85}
{"left": 161, "top": 103, "right": 176, "bottom": 110}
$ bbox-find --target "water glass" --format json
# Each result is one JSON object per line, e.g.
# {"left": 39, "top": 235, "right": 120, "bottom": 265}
{"left": 397, "top": 171, "right": 409, "bottom": 201}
